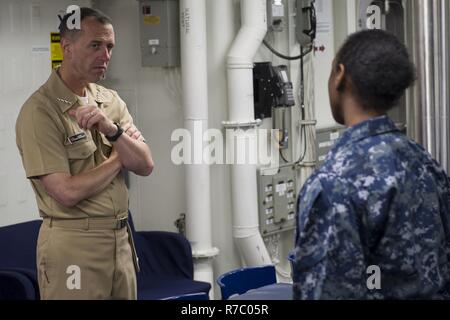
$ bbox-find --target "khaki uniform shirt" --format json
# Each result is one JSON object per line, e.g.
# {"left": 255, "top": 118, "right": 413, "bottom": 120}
{"left": 16, "top": 70, "right": 133, "bottom": 219}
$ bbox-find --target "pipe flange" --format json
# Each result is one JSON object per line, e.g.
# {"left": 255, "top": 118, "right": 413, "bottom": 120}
{"left": 192, "top": 247, "right": 220, "bottom": 259}
{"left": 222, "top": 119, "right": 262, "bottom": 129}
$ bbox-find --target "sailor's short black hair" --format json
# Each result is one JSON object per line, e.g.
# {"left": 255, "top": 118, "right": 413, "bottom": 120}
{"left": 335, "top": 29, "right": 415, "bottom": 111}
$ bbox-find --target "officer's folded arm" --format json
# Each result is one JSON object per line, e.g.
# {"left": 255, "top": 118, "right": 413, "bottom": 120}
{"left": 39, "top": 152, "right": 122, "bottom": 208}
{"left": 70, "top": 107, "right": 154, "bottom": 177}
{"left": 111, "top": 131, "right": 154, "bottom": 177}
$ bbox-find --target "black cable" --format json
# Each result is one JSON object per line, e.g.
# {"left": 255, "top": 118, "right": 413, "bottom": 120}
{"left": 268, "top": 43, "right": 313, "bottom": 163}
{"left": 298, "top": 123, "right": 307, "bottom": 164}
{"left": 263, "top": 40, "right": 312, "bottom": 61}
{"left": 295, "top": 46, "right": 308, "bottom": 164}
{"left": 279, "top": 107, "right": 290, "bottom": 164}
{"left": 300, "top": 46, "right": 305, "bottom": 118}
{"left": 280, "top": 149, "right": 290, "bottom": 164}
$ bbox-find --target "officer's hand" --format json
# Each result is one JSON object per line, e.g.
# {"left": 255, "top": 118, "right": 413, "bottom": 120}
{"left": 122, "top": 123, "right": 144, "bottom": 141}
{"left": 68, "top": 105, "right": 116, "bottom": 136}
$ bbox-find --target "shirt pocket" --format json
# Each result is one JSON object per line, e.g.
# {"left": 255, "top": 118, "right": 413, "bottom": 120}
{"left": 65, "top": 139, "right": 97, "bottom": 160}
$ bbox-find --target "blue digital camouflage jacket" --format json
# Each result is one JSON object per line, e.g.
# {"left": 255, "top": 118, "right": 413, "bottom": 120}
{"left": 291, "top": 116, "right": 450, "bottom": 299}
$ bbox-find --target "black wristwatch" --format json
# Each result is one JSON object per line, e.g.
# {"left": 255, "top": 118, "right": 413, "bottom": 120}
{"left": 105, "top": 122, "right": 124, "bottom": 142}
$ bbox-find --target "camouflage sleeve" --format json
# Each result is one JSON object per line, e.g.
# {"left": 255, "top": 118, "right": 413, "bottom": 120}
{"left": 292, "top": 177, "right": 335, "bottom": 300}
{"left": 447, "top": 175, "right": 450, "bottom": 206}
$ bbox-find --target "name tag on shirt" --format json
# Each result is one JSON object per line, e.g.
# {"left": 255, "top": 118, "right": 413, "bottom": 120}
{"left": 67, "top": 132, "right": 87, "bottom": 144}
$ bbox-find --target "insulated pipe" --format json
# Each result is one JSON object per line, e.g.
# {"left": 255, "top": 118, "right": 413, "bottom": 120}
{"left": 410, "top": 0, "right": 449, "bottom": 170}
{"left": 411, "top": 0, "right": 436, "bottom": 156}
{"left": 439, "top": 0, "right": 449, "bottom": 172}
{"left": 433, "top": 1, "right": 442, "bottom": 162}
{"left": 405, "top": 1, "right": 420, "bottom": 142}
{"left": 180, "top": 0, "right": 218, "bottom": 296}
{"left": 226, "top": 0, "right": 271, "bottom": 266}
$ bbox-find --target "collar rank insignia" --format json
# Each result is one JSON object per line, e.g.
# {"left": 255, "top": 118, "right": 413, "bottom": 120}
{"left": 57, "top": 98, "right": 72, "bottom": 104}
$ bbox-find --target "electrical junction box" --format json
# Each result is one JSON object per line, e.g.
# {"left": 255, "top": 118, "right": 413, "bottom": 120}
{"left": 316, "top": 125, "right": 346, "bottom": 166}
{"left": 257, "top": 165, "right": 297, "bottom": 236}
{"left": 267, "top": 0, "right": 285, "bottom": 32}
{"left": 138, "top": 0, "right": 180, "bottom": 67}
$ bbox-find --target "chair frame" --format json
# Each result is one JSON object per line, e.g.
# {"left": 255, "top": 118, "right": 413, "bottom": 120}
{"left": 217, "top": 265, "right": 277, "bottom": 300}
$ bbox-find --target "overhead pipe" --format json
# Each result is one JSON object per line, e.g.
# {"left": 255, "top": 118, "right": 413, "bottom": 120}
{"left": 225, "top": 0, "right": 272, "bottom": 266}
{"left": 180, "top": 0, "right": 219, "bottom": 297}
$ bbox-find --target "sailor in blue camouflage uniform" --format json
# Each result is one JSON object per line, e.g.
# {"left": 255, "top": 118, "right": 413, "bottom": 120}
{"left": 291, "top": 29, "right": 450, "bottom": 300}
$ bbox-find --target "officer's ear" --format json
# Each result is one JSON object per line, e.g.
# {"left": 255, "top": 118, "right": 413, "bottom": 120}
{"left": 60, "top": 36, "right": 73, "bottom": 58}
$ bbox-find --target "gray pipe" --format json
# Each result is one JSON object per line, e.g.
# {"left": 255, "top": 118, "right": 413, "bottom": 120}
{"left": 440, "top": 0, "right": 450, "bottom": 171}
{"left": 405, "top": 0, "right": 420, "bottom": 142}
{"left": 410, "top": 0, "right": 435, "bottom": 157}
{"left": 409, "top": 0, "right": 450, "bottom": 172}
{"left": 433, "top": 1, "right": 441, "bottom": 162}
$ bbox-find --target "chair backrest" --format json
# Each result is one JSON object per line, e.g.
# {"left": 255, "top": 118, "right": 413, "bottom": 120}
{"left": 161, "top": 292, "right": 209, "bottom": 300}
{"left": 0, "top": 220, "right": 41, "bottom": 271}
{"left": 217, "top": 265, "right": 277, "bottom": 300}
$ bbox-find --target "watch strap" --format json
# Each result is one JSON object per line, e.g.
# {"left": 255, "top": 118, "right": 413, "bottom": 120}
{"left": 105, "top": 122, "right": 124, "bottom": 142}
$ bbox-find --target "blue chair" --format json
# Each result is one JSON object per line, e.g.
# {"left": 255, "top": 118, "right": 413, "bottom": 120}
{"left": 161, "top": 292, "right": 209, "bottom": 300}
{"left": 0, "top": 213, "right": 211, "bottom": 300}
{"left": 0, "top": 220, "right": 41, "bottom": 300}
{"left": 127, "top": 215, "right": 211, "bottom": 300}
{"left": 217, "top": 265, "right": 277, "bottom": 300}
{"left": 0, "top": 270, "right": 39, "bottom": 300}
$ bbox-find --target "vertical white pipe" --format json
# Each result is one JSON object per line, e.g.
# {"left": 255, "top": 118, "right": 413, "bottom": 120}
{"left": 227, "top": 0, "right": 271, "bottom": 266}
{"left": 207, "top": 0, "right": 236, "bottom": 292}
{"left": 180, "top": 0, "right": 218, "bottom": 297}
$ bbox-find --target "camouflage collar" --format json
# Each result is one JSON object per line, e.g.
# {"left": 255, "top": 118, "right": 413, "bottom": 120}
{"left": 332, "top": 116, "right": 399, "bottom": 152}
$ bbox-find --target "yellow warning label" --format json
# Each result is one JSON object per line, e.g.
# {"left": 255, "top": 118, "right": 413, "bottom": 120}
{"left": 50, "top": 32, "right": 63, "bottom": 70}
{"left": 143, "top": 15, "right": 161, "bottom": 24}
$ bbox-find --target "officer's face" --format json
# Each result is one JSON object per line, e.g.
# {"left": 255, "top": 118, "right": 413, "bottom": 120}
{"left": 66, "top": 17, "right": 115, "bottom": 83}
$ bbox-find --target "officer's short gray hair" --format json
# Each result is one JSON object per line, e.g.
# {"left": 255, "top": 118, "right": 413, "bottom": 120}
{"left": 59, "top": 7, "right": 112, "bottom": 41}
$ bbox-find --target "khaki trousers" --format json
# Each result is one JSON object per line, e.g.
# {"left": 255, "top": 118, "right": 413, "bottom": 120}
{"left": 37, "top": 218, "right": 137, "bottom": 300}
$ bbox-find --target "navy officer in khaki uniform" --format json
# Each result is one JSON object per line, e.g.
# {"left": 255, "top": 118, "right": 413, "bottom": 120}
{"left": 15, "top": 7, "right": 153, "bottom": 299}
